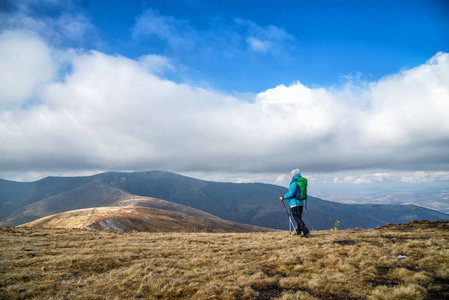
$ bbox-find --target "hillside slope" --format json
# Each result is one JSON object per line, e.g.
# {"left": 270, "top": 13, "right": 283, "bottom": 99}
{"left": 2, "top": 181, "right": 132, "bottom": 226}
{"left": 1, "top": 171, "right": 448, "bottom": 229}
{"left": 0, "top": 176, "right": 97, "bottom": 220}
{"left": 91, "top": 171, "right": 449, "bottom": 229}
{"left": 2, "top": 182, "right": 223, "bottom": 227}
{"left": 19, "top": 206, "right": 273, "bottom": 233}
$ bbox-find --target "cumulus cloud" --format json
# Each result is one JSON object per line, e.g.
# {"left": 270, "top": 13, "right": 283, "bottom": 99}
{"left": 363, "top": 52, "right": 449, "bottom": 145}
{"left": 0, "top": 30, "right": 56, "bottom": 107}
{"left": 0, "top": 29, "right": 448, "bottom": 180}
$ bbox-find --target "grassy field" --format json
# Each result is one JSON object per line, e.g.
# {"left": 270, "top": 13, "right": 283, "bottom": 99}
{"left": 0, "top": 221, "right": 448, "bottom": 299}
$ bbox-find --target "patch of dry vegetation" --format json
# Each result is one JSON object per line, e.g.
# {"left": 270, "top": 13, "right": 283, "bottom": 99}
{"left": 1, "top": 221, "right": 448, "bottom": 299}
{"left": 19, "top": 206, "right": 273, "bottom": 233}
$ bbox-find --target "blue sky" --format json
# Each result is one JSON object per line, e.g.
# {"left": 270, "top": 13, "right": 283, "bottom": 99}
{"left": 0, "top": 0, "right": 449, "bottom": 211}
{"left": 98, "top": 1, "right": 445, "bottom": 91}
{"left": 3, "top": 0, "right": 448, "bottom": 92}
{"left": 110, "top": 0, "right": 447, "bottom": 91}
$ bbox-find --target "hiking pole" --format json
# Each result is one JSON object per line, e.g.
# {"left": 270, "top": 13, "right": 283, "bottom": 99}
{"left": 281, "top": 199, "right": 295, "bottom": 235}
{"left": 288, "top": 215, "right": 295, "bottom": 235}
{"left": 281, "top": 199, "right": 289, "bottom": 216}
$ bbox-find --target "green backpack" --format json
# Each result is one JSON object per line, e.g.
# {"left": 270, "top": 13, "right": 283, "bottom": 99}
{"left": 295, "top": 177, "right": 308, "bottom": 200}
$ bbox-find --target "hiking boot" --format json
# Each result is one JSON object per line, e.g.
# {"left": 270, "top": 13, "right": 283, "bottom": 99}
{"left": 303, "top": 231, "right": 310, "bottom": 238}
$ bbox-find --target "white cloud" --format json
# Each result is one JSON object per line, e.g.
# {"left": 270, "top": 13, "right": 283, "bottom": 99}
{"left": 0, "top": 30, "right": 448, "bottom": 180}
{"left": 331, "top": 170, "right": 449, "bottom": 185}
{"left": 51, "top": 13, "right": 93, "bottom": 43}
{"left": 237, "top": 19, "right": 294, "bottom": 54}
{"left": 362, "top": 52, "right": 449, "bottom": 147}
{"left": 400, "top": 171, "right": 449, "bottom": 184}
{"left": 0, "top": 2, "right": 94, "bottom": 47}
{"left": 247, "top": 37, "right": 272, "bottom": 53}
{"left": 0, "top": 30, "right": 56, "bottom": 107}
{"left": 138, "top": 54, "right": 175, "bottom": 74}
{"left": 132, "top": 10, "right": 295, "bottom": 59}
{"left": 132, "top": 9, "right": 195, "bottom": 50}
{"left": 333, "top": 172, "right": 392, "bottom": 184}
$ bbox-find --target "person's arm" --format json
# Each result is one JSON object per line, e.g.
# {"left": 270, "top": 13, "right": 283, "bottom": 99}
{"left": 283, "top": 181, "right": 297, "bottom": 200}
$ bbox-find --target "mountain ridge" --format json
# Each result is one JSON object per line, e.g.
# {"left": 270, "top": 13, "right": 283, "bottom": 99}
{"left": 18, "top": 206, "right": 274, "bottom": 233}
{"left": 1, "top": 170, "right": 448, "bottom": 230}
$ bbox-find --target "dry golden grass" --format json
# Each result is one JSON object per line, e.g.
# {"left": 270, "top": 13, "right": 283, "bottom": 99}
{"left": 19, "top": 206, "right": 274, "bottom": 234}
{"left": 1, "top": 221, "right": 448, "bottom": 299}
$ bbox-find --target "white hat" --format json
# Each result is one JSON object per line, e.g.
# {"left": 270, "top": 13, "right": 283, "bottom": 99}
{"left": 291, "top": 169, "right": 301, "bottom": 176}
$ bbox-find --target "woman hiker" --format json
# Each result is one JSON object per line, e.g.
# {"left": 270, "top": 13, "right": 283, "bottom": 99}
{"left": 279, "top": 169, "right": 310, "bottom": 237}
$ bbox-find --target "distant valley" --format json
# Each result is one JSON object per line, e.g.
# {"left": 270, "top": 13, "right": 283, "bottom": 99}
{"left": 1, "top": 171, "right": 448, "bottom": 231}
{"left": 314, "top": 183, "right": 449, "bottom": 215}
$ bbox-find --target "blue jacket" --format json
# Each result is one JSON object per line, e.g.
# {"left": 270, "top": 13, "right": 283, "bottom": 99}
{"left": 283, "top": 173, "right": 304, "bottom": 207}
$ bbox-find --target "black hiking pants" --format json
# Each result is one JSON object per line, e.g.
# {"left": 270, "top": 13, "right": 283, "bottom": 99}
{"left": 290, "top": 205, "right": 309, "bottom": 235}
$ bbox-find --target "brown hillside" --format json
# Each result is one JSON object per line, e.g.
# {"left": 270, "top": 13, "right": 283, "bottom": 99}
{"left": 3, "top": 181, "right": 223, "bottom": 227}
{"left": 19, "top": 206, "right": 275, "bottom": 233}
{"left": 113, "top": 196, "right": 219, "bottom": 219}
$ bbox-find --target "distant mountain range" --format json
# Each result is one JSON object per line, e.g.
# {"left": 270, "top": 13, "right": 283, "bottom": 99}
{"left": 1, "top": 171, "right": 448, "bottom": 231}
